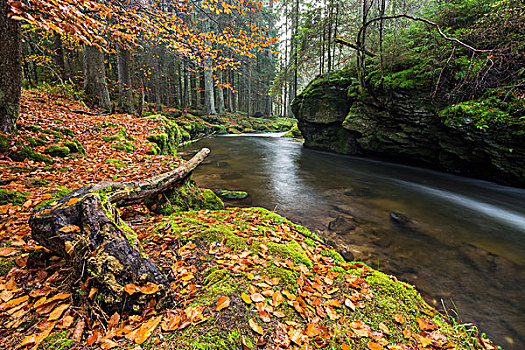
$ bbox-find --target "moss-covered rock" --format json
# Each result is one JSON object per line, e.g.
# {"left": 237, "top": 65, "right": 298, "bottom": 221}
{"left": 43, "top": 145, "right": 70, "bottom": 157}
{"left": 147, "top": 181, "right": 224, "bottom": 215}
{"left": 0, "top": 189, "right": 28, "bottom": 206}
{"left": 215, "top": 190, "right": 249, "bottom": 199}
{"left": 146, "top": 115, "right": 181, "bottom": 156}
{"left": 63, "top": 140, "right": 86, "bottom": 155}
{"left": 26, "top": 136, "right": 47, "bottom": 147}
{"left": 282, "top": 124, "right": 302, "bottom": 138}
{"left": 111, "top": 140, "right": 135, "bottom": 153}
{"left": 293, "top": 67, "right": 525, "bottom": 187}
{"left": 9, "top": 146, "right": 54, "bottom": 164}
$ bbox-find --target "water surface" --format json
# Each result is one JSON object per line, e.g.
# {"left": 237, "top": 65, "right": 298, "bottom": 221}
{"left": 181, "top": 133, "right": 525, "bottom": 349}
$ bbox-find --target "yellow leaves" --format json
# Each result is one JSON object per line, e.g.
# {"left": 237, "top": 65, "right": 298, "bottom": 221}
{"left": 394, "top": 314, "right": 404, "bottom": 323}
{"left": 250, "top": 292, "right": 265, "bottom": 303}
{"left": 368, "top": 341, "right": 385, "bottom": 350}
{"left": 0, "top": 247, "right": 16, "bottom": 257}
{"left": 249, "top": 318, "right": 264, "bottom": 335}
{"left": 65, "top": 197, "right": 80, "bottom": 206}
{"left": 215, "top": 295, "right": 230, "bottom": 311}
{"left": 48, "top": 303, "right": 69, "bottom": 321}
{"left": 272, "top": 290, "right": 283, "bottom": 307}
{"left": 124, "top": 282, "right": 159, "bottom": 295}
{"left": 241, "top": 292, "right": 252, "bottom": 304}
{"left": 416, "top": 317, "right": 436, "bottom": 331}
{"left": 125, "top": 315, "right": 162, "bottom": 345}
{"left": 58, "top": 224, "right": 80, "bottom": 233}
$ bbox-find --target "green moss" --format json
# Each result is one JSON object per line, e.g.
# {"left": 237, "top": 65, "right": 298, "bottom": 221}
{"left": 63, "top": 140, "right": 85, "bottom": 155}
{"left": 214, "top": 190, "right": 248, "bottom": 199}
{"left": 22, "top": 178, "right": 50, "bottom": 187}
{"left": 57, "top": 127, "right": 75, "bottom": 137}
{"left": 103, "top": 134, "right": 123, "bottom": 142}
{"left": 26, "top": 136, "right": 47, "bottom": 147}
{"left": 0, "top": 189, "right": 28, "bottom": 206}
{"left": 10, "top": 147, "right": 54, "bottom": 164}
{"left": 38, "top": 330, "right": 74, "bottom": 350}
{"left": 93, "top": 121, "right": 116, "bottom": 131}
{"left": 0, "top": 258, "right": 16, "bottom": 277}
{"left": 0, "top": 135, "right": 10, "bottom": 153}
{"left": 105, "top": 159, "right": 127, "bottom": 168}
{"left": 34, "top": 186, "right": 72, "bottom": 211}
{"left": 282, "top": 124, "right": 302, "bottom": 138}
{"left": 440, "top": 93, "right": 524, "bottom": 129}
{"left": 43, "top": 146, "right": 70, "bottom": 157}
{"left": 111, "top": 140, "right": 135, "bottom": 153}
{"left": 266, "top": 240, "right": 312, "bottom": 267}
{"left": 148, "top": 182, "right": 224, "bottom": 215}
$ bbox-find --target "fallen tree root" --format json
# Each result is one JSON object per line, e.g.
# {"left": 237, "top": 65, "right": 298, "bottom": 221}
{"left": 28, "top": 148, "right": 210, "bottom": 311}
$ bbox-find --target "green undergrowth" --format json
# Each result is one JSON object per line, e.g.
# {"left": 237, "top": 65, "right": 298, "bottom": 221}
{"left": 140, "top": 207, "right": 490, "bottom": 349}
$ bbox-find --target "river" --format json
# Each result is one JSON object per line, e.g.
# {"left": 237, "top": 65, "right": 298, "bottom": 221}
{"left": 180, "top": 133, "right": 525, "bottom": 349}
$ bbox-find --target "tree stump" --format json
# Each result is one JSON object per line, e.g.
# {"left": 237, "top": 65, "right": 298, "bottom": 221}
{"left": 28, "top": 148, "right": 210, "bottom": 311}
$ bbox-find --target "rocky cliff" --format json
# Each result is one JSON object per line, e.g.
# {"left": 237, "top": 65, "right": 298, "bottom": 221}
{"left": 291, "top": 70, "right": 525, "bottom": 187}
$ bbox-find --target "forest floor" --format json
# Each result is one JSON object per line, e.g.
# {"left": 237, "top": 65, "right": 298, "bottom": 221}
{"left": 0, "top": 91, "right": 497, "bottom": 349}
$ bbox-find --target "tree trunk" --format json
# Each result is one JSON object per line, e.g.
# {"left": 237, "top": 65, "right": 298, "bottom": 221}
{"left": 117, "top": 44, "right": 134, "bottom": 114}
{"left": 216, "top": 70, "right": 225, "bottom": 114}
{"left": 83, "top": 44, "right": 111, "bottom": 110}
{"left": 204, "top": 65, "right": 216, "bottom": 115}
{"left": 0, "top": 0, "right": 22, "bottom": 133}
{"left": 29, "top": 149, "right": 210, "bottom": 311}
{"left": 53, "top": 32, "right": 66, "bottom": 81}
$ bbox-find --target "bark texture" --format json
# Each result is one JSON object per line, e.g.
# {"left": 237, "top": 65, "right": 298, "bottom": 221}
{"left": 0, "top": 0, "right": 22, "bottom": 133}
{"left": 83, "top": 44, "right": 111, "bottom": 110}
{"left": 29, "top": 148, "right": 210, "bottom": 310}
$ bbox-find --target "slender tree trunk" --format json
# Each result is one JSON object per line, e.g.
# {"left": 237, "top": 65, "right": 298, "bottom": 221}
{"left": 117, "top": 44, "right": 134, "bottom": 114}
{"left": 204, "top": 64, "right": 216, "bottom": 114}
{"left": 83, "top": 44, "right": 111, "bottom": 110}
{"left": 190, "top": 71, "right": 197, "bottom": 109}
{"left": 216, "top": 70, "right": 225, "bottom": 114}
{"left": 53, "top": 33, "right": 66, "bottom": 81}
{"left": 182, "top": 62, "right": 189, "bottom": 112}
{"left": 0, "top": 1, "right": 22, "bottom": 133}
{"left": 152, "top": 47, "right": 162, "bottom": 111}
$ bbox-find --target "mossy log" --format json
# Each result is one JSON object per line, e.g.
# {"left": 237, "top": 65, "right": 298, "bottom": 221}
{"left": 28, "top": 148, "right": 210, "bottom": 311}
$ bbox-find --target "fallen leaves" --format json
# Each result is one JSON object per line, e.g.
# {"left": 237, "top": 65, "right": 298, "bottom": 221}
{"left": 215, "top": 295, "right": 230, "bottom": 311}
{"left": 249, "top": 318, "right": 264, "bottom": 335}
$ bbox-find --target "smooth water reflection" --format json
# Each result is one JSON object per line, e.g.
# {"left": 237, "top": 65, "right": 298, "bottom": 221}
{"left": 181, "top": 134, "right": 525, "bottom": 349}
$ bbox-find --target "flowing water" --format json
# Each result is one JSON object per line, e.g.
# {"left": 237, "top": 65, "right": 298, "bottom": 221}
{"left": 181, "top": 133, "right": 525, "bottom": 349}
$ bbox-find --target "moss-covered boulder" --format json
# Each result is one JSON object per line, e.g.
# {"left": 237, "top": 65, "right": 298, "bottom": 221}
{"left": 215, "top": 190, "right": 249, "bottom": 199}
{"left": 147, "top": 181, "right": 224, "bottom": 215}
{"left": 9, "top": 146, "right": 54, "bottom": 164}
{"left": 63, "top": 140, "right": 86, "bottom": 155}
{"left": 146, "top": 115, "right": 182, "bottom": 156}
{"left": 292, "top": 68, "right": 525, "bottom": 187}
{"left": 43, "top": 145, "right": 70, "bottom": 157}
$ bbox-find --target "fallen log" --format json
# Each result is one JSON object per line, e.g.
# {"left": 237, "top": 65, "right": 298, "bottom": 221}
{"left": 28, "top": 148, "right": 210, "bottom": 311}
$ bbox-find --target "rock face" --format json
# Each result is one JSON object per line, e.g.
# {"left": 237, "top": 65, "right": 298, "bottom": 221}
{"left": 291, "top": 72, "right": 525, "bottom": 187}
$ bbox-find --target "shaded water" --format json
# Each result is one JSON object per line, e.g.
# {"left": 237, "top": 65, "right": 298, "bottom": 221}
{"left": 181, "top": 133, "right": 525, "bottom": 349}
